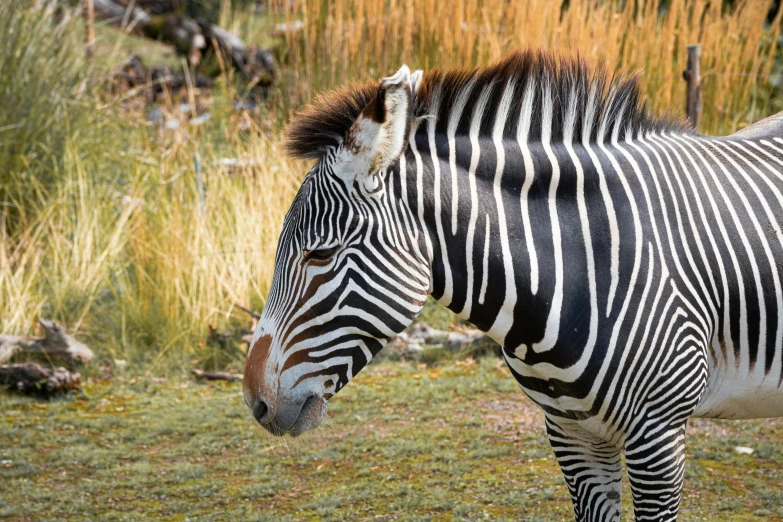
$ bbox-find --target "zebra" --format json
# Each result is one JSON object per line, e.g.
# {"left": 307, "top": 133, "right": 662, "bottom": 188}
{"left": 243, "top": 51, "right": 783, "bottom": 521}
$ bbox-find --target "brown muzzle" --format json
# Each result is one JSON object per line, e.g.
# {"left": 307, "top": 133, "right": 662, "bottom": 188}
{"left": 243, "top": 334, "right": 276, "bottom": 424}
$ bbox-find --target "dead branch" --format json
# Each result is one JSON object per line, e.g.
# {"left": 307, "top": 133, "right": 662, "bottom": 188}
{"left": 191, "top": 368, "right": 243, "bottom": 382}
{"left": 0, "top": 362, "right": 82, "bottom": 396}
{"left": 234, "top": 302, "right": 261, "bottom": 320}
{"left": 0, "top": 319, "right": 94, "bottom": 365}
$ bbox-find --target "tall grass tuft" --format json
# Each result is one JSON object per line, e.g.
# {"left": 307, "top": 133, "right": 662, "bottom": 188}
{"left": 0, "top": 1, "right": 126, "bottom": 225}
{"left": 0, "top": 143, "right": 139, "bottom": 336}
{"left": 275, "top": 0, "right": 780, "bottom": 136}
{"left": 112, "top": 126, "right": 300, "bottom": 370}
{"left": 1, "top": 98, "right": 301, "bottom": 371}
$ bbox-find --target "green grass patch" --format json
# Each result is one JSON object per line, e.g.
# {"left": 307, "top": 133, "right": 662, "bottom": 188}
{"left": 1, "top": 359, "right": 781, "bottom": 521}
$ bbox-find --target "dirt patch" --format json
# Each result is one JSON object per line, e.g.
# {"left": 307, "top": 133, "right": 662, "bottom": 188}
{"left": 689, "top": 416, "right": 783, "bottom": 437}
{"left": 476, "top": 397, "right": 546, "bottom": 430}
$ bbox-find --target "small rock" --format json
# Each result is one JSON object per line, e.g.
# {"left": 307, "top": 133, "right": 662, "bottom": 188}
{"left": 233, "top": 100, "right": 258, "bottom": 111}
{"left": 146, "top": 107, "right": 164, "bottom": 122}
{"left": 387, "top": 323, "right": 490, "bottom": 358}
{"left": 407, "top": 342, "right": 424, "bottom": 352}
{"left": 191, "top": 112, "right": 211, "bottom": 126}
{"left": 2, "top": 363, "right": 82, "bottom": 395}
{"left": 445, "top": 329, "right": 485, "bottom": 348}
{"left": 165, "top": 119, "right": 180, "bottom": 130}
{"left": 272, "top": 20, "right": 305, "bottom": 37}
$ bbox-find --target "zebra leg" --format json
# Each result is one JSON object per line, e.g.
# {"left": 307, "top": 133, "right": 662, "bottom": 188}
{"left": 624, "top": 420, "right": 687, "bottom": 521}
{"left": 623, "top": 332, "right": 707, "bottom": 520}
{"left": 546, "top": 417, "right": 623, "bottom": 522}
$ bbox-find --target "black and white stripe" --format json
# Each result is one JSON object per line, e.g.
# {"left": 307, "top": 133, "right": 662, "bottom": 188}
{"left": 245, "top": 51, "right": 783, "bottom": 521}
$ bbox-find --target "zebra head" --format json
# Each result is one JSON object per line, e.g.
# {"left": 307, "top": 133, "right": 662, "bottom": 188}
{"left": 244, "top": 66, "right": 430, "bottom": 436}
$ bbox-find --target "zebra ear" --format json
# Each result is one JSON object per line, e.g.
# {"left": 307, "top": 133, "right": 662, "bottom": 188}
{"left": 410, "top": 69, "right": 423, "bottom": 98}
{"left": 340, "top": 65, "right": 415, "bottom": 179}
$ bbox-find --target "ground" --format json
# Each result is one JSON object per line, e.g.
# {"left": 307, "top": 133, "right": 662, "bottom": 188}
{"left": 1, "top": 357, "right": 782, "bottom": 521}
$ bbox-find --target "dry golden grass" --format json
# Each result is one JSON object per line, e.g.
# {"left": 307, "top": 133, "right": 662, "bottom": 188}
{"left": 2, "top": 1, "right": 782, "bottom": 369}
{"left": 0, "top": 109, "right": 303, "bottom": 368}
{"left": 0, "top": 3, "right": 302, "bottom": 368}
{"left": 117, "top": 124, "right": 301, "bottom": 367}
{"left": 276, "top": 0, "right": 780, "bottom": 135}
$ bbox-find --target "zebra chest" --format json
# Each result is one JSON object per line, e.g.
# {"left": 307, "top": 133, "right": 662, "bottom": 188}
{"left": 501, "top": 323, "right": 614, "bottom": 414}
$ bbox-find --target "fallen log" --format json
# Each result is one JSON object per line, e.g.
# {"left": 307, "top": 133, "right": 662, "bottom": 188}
{"left": 0, "top": 319, "right": 94, "bottom": 365}
{"left": 0, "top": 362, "right": 82, "bottom": 396}
{"left": 93, "top": 0, "right": 278, "bottom": 83}
{"left": 93, "top": 0, "right": 149, "bottom": 32}
{"left": 197, "top": 21, "right": 277, "bottom": 85}
{"left": 128, "top": 0, "right": 177, "bottom": 15}
{"left": 116, "top": 56, "right": 213, "bottom": 101}
{"left": 191, "top": 368, "right": 243, "bottom": 382}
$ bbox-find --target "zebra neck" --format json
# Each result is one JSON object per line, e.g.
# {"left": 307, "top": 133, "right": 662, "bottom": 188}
{"left": 404, "top": 130, "right": 646, "bottom": 350}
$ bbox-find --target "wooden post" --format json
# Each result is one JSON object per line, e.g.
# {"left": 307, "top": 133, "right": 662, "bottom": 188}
{"left": 683, "top": 44, "right": 702, "bottom": 130}
{"left": 82, "top": 0, "right": 95, "bottom": 59}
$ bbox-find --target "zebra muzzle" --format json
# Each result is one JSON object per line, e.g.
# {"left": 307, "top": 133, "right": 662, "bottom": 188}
{"left": 244, "top": 333, "right": 326, "bottom": 436}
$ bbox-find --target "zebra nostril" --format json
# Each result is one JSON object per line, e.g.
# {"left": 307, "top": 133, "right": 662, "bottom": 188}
{"left": 252, "top": 399, "right": 271, "bottom": 424}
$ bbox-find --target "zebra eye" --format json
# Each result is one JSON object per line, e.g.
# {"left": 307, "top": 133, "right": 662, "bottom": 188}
{"left": 303, "top": 245, "right": 340, "bottom": 264}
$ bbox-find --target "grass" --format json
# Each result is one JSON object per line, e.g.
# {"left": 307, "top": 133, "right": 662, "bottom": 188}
{"left": 278, "top": 0, "right": 781, "bottom": 135}
{"left": 1, "top": 357, "right": 781, "bottom": 521}
{"left": 2, "top": 4, "right": 780, "bottom": 520}
{"left": 0, "top": 2, "right": 121, "bottom": 214}
{"left": 1, "top": 0, "right": 783, "bottom": 371}
{"left": 0, "top": 2, "right": 302, "bottom": 372}
{"left": 0, "top": 89, "right": 301, "bottom": 372}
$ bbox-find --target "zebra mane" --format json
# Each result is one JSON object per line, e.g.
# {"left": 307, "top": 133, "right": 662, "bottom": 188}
{"left": 285, "top": 50, "right": 689, "bottom": 160}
